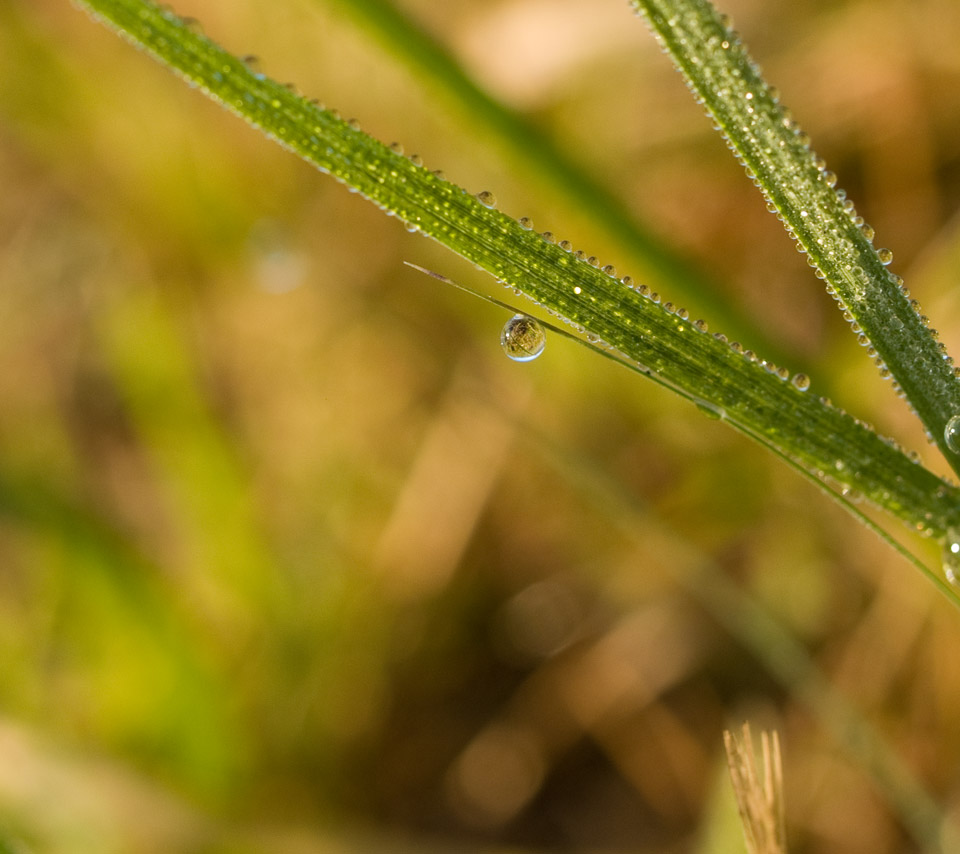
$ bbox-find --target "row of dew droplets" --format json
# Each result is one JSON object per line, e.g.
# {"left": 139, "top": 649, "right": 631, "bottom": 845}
{"left": 632, "top": 4, "right": 917, "bottom": 387}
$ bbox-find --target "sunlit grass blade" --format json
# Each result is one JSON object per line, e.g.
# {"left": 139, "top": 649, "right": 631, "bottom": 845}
{"left": 74, "top": 0, "right": 960, "bottom": 553}
{"left": 628, "top": 0, "right": 960, "bottom": 478}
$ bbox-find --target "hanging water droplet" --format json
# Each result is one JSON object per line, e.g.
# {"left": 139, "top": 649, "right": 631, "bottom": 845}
{"left": 476, "top": 191, "right": 497, "bottom": 209}
{"left": 942, "top": 529, "right": 960, "bottom": 584}
{"left": 501, "top": 315, "right": 546, "bottom": 362}
{"left": 945, "top": 415, "right": 960, "bottom": 453}
{"left": 877, "top": 247, "right": 894, "bottom": 265}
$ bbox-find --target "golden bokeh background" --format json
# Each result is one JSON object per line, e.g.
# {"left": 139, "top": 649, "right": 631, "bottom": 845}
{"left": 3, "top": 0, "right": 960, "bottom": 851}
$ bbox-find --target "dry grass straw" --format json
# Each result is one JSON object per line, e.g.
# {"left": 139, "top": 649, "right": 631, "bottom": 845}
{"left": 724, "top": 723, "right": 787, "bottom": 854}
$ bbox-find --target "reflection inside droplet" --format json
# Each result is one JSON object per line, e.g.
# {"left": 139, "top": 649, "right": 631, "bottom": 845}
{"left": 501, "top": 314, "right": 546, "bottom": 362}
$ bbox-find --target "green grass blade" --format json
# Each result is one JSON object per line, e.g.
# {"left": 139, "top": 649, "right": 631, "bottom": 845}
{"left": 628, "top": 0, "right": 960, "bottom": 478}
{"left": 322, "top": 0, "right": 794, "bottom": 364}
{"left": 74, "top": 0, "right": 960, "bottom": 550}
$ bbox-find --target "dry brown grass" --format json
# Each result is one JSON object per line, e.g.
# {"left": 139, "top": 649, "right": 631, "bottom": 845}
{"left": 725, "top": 724, "right": 787, "bottom": 854}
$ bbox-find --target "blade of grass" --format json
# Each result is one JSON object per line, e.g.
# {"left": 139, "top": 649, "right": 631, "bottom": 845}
{"left": 322, "top": 0, "right": 794, "bottom": 364}
{"left": 628, "top": 0, "right": 960, "bottom": 479}
{"left": 74, "top": 0, "right": 960, "bottom": 554}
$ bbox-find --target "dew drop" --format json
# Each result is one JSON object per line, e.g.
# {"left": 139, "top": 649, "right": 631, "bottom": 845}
{"left": 519, "top": 217, "right": 534, "bottom": 230}
{"left": 821, "top": 171, "right": 837, "bottom": 188}
{"left": 559, "top": 240, "right": 573, "bottom": 252}
{"left": 602, "top": 264, "right": 617, "bottom": 277}
{"left": 945, "top": 415, "right": 960, "bottom": 453}
{"left": 389, "top": 141, "right": 404, "bottom": 155}
{"left": 791, "top": 372, "right": 810, "bottom": 391}
{"left": 942, "top": 529, "right": 960, "bottom": 585}
{"left": 877, "top": 247, "right": 894, "bottom": 265}
{"left": 858, "top": 223, "right": 875, "bottom": 241}
{"left": 501, "top": 315, "right": 546, "bottom": 362}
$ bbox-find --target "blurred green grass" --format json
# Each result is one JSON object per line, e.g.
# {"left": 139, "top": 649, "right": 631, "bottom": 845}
{"left": 3, "top": 0, "right": 960, "bottom": 852}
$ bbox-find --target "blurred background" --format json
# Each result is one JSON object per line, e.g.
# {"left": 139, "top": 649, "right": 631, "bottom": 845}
{"left": 2, "top": 0, "right": 960, "bottom": 851}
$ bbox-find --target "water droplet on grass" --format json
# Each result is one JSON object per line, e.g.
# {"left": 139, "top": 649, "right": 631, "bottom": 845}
{"left": 791, "top": 373, "right": 810, "bottom": 391}
{"left": 477, "top": 191, "right": 497, "bottom": 208}
{"left": 501, "top": 315, "right": 546, "bottom": 362}
{"left": 877, "top": 247, "right": 894, "bottom": 265}
{"left": 945, "top": 415, "right": 960, "bottom": 453}
{"left": 943, "top": 531, "right": 960, "bottom": 584}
